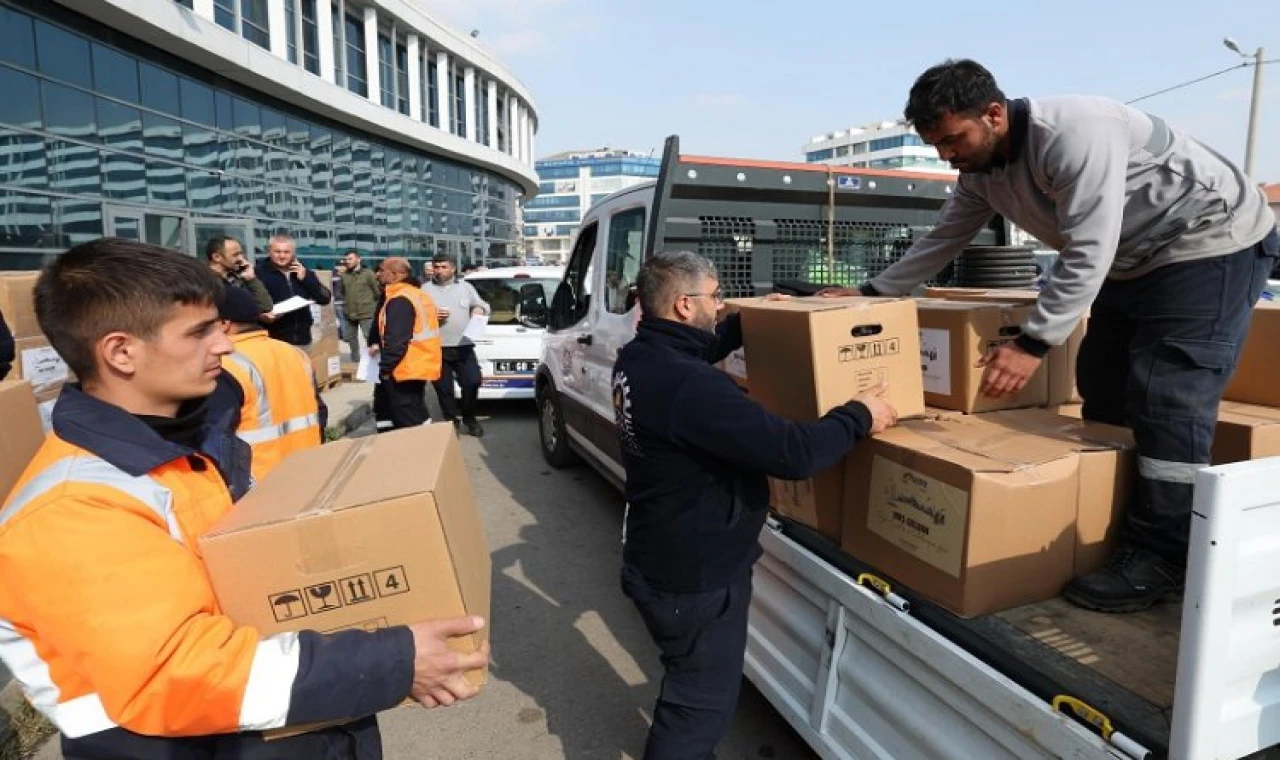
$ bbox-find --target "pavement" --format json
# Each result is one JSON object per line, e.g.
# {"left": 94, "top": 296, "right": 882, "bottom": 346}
{"left": 24, "top": 385, "right": 817, "bottom": 760}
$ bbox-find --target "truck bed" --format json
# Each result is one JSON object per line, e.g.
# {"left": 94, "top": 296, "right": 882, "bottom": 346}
{"left": 774, "top": 517, "right": 1179, "bottom": 756}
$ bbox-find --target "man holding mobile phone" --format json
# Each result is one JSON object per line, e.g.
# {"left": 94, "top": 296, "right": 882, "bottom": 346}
{"left": 256, "top": 233, "right": 332, "bottom": 347}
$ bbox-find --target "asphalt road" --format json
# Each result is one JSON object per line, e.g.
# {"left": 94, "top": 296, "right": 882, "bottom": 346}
{"left": 35, "top": 401, "right": 817, "bottom": 760}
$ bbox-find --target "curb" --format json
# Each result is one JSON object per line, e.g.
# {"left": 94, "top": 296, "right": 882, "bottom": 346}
{"left": 332, "top": 398, "right": 373, "bottom": 438}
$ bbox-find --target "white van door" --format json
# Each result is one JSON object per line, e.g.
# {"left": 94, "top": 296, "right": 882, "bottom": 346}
{"left": 542, "top": 220, "right": 601, "bottom": 445}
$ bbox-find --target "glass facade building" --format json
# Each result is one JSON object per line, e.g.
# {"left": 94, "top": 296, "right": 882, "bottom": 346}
{"left": 0, "top": 0, "right": 536, "bottom": 271}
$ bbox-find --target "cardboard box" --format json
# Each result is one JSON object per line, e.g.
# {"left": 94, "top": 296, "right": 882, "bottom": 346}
{"left": 916, "top": 299, "right": 1048, "bottom": 413}
{"left": 919, "top": 288, "right": 1084, "bottom": 405}
{"left": 0, "top": 272, "right": 40, "bottom": 338}
{"left": 978, "top": 409, "right": 1135, "bottom": 575}
{"left": 713, "top": 299, "right": 750, "bottom": 389}
{"left": 308, "top": 336, "right": 342, "bottom": 385}
{"left": 842, "top": 412, "right": 1132, "bottom": 616}
{"left": 1224, "top": 302, "right": 1280, "bottom": 407}
{"left": 199, "top": 423, "right": 490, "bottom": 682}
{"left": 13, "top": 336, "right": 70, "bottom": 400}
{"left": 0, "top": 382, "right": 46, "bottom": 503}
{"left": 1212, "top": 401, "right": 1280, "bottom": 464}
{"left": 737, "top": 297, "right": 925, "bottom": 539}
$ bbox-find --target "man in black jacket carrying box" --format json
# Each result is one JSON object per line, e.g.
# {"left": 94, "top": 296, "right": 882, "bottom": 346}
{"left": 612, "top": 251, "right": 898, "bottom": 760}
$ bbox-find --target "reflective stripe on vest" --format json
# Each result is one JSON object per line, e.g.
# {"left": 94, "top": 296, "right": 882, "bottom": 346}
{"left": 0, "top": 456, "right": 181, "bottom": 541}
{"left": 226, "top": 349, "right": 319, "bottom": 446}
{"left": 0, "top": 617, "right": 118, "bottom": 738}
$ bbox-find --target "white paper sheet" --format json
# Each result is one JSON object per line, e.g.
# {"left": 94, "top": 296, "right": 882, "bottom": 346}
{"left": 270, "top": 295, "right": 314, "bottom": 317}
{"left": 356, "top": 349, "right": 380, "bottom": 384}
{"left": 462, "top": 314, "right": 489, "bottom": 342}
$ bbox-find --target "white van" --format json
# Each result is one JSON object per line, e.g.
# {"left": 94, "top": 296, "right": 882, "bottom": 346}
{"left": 461, "top": 265, "right": 563, "bottom": 401}
{"left": 523, "top": 136, "right": 1280, "bottom": 760}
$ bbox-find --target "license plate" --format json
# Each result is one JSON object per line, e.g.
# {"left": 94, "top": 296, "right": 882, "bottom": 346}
{"left": 493, "top": 360, "right": 537, "bottom": 374}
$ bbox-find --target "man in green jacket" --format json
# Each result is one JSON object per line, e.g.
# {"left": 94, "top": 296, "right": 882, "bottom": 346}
{"left": 339, "top": 249, "right": 382, "bottom": 362}
{"left": 205, "top": 236, "right": 273, "bottom": 313}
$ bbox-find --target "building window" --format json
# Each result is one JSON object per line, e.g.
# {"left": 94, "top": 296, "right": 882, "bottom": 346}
{"left": 240, "top": 0, "right": 270, "bottom": 49}
{"left": 300, "top": 0, "right": 319, "bottom": 75}
{"left": 426, "top": 54, "right": 439, "bottom": 127}
{"left": 172, "top": 0, "right": 194, "bottom": 7}
{"left": 377, "top": 33, "right": 394, "bottom": 108}
{"left": 451, "top": 62, "right": 465, "bottom": 137}
{"left": 214, "top": 0, "right": 235, "bottom": 30}
{"left": 495, "top": 92, "right": 506, "bottom": 152}
{"left": 343, "top": 12, "right": 366, "bottom": 96}
{"left": 805, "top": 148, "right": 834, "bottom": 162}
{"left": 285, "top": 0, "right": 297, "bottom": 63}
{"left": 395, "top": 41, "right": 409, "bottom": 116}
{"left": 331, "top": 3, "right": 344, "bottom": 85}
{"left": 475, "top": 78, "right": 488, "bottom": 146}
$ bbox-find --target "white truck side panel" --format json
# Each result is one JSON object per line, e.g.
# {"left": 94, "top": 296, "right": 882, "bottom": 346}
{"left": 1171, "top": 458, "right": 1280, "bottom": 760}
{"left": 748, "top": 524, "right": 1124, "bottom": 760}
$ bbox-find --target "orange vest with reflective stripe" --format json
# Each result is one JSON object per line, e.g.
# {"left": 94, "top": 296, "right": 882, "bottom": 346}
{"left": 378, "top": 283, "right": 442, "bottom": 382}
{"left": 0, "top": 435, "right": 290, "bottom": 739}
{"left": 221, "top": 330, "right": 322, "bottom": 481}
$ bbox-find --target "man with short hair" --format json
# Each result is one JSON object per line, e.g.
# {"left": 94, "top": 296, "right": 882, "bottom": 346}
{"left": 339, "top": 249, "right": 382, "bottom": 363}
{"left": 422, "top": 253, "right": 490, "bottom": 437}
{"left": 0, "top": 238, "right": 489, "bottom": 759}
{"left": 614, "top": 251, "right": 897, "bottom": 760}
{"left": 373, "top": 257, "right": 442, "bottom": 430}
{"left": 255, "top": 234, "right": 332, "bottom": 347}
{"left": 217, "top": 286, "right": 327, "bottom": 482}
{"left": 825, "top": 59, "right": 1279, "bottom": 612}
{"left": 204, "top": 236, "right": 272, "bottom": 313}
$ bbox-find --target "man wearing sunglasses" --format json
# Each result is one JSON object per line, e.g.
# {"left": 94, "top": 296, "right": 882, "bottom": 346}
{"left": 612, "top": 251, "right": 897, "bottom": 760}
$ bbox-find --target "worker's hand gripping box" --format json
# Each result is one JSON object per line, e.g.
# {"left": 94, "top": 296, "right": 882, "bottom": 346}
{"left": 736, "top": 296, "right": 925, "bottom": 540}
{"left": 199, "top": 422, "right": 491, "bottom": 683}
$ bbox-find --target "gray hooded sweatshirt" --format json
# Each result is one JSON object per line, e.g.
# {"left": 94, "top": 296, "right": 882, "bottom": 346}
{"left": 868, "top": 96, "right": 1276, "bottom": 347}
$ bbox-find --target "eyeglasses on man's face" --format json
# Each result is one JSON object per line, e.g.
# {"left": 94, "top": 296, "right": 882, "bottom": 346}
{"left": 683, "top": 288, "right": 724, "bottom": 304}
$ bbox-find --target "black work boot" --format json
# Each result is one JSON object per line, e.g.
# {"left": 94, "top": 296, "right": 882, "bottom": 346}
{"left": 1063, "top": 545, "right": 1184, "bottom": 613}
{"left": 464, "top": 419, "right": 485, "bottom": 438}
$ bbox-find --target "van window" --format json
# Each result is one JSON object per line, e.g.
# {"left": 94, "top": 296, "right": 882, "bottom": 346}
{"left": 549, "top": 221, "right": 597, "bottom": 330}
{"left": 470, "top": 277, "right": 561, "bottom": 325}
{"left": 604, "top": 207, "right": 645, "bottom": 314}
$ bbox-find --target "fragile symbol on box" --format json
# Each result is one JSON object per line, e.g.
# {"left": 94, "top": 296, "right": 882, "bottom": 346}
{"left": 839, "top": 339, "right": 899, "bottom": 362}
{"left": 305, "top": 582, "right": 343, "bottom": 614}
{"left": 268, "top": 590, "right": 307, "bottom": 622}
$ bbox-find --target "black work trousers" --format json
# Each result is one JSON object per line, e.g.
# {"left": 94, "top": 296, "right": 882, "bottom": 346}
{"left": 433, "top": 344, "right": 482, "bottom": 423}
{"left": 622, "top": 564, "right": 752, "bottom": 760}
{"left": 382, "top": 379, "right": 429, "bottom": 430}
{"left": 1077, "top": 228, "right": 1278, "bottom": 567}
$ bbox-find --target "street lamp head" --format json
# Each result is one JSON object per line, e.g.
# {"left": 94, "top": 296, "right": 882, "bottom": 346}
{"left": 1224, "top": 37, "right": 1244, "bottom": 55}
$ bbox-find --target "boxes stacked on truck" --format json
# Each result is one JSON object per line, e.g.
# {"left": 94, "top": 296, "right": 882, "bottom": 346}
{"left": 0, "top": 273, "right": 72, "bottom": 426}
{"left": 307, "top": 270, "right": 342, "bottom": 386}
{"left": 734, "top": 296, "right": 926, "bottom": 540}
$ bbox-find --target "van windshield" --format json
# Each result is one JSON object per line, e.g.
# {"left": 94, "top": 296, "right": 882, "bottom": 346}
{"left": 469, "top": 277, "right": 562, "bottom": 325}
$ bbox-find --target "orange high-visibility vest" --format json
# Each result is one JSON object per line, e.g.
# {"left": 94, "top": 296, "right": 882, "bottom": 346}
{"left": 0, "top": 436, "right": 292, "bottom": 739}
{"left": 378, "top": 283, "right": 442, "bottom": 382}
{"left": 221, "top": 330, "right": 322, "bottom": 481}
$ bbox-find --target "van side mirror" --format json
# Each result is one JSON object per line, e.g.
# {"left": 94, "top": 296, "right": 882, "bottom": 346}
{"left": 517, "top": 283, "right": 549, "bottom": 329}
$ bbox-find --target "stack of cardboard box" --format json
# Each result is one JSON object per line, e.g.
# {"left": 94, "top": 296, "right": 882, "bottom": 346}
{"left": 0, "top": 273, "right": 71, "bottom": 426}
{"left": 306, "top": 271, "right": 343, "bottom": 387}
{"left": 1215, "top": 301, "right": 1280, "bottom": 463}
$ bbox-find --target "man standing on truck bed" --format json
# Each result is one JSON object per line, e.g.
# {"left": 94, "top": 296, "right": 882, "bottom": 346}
{"left": 613, "top": 251, "right": 898, "bottom": 759}
{"left": 825, "top": 59, "right": 1279, "bottom": 613}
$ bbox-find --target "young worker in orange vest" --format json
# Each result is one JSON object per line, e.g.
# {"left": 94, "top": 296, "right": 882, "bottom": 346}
{"left": 217, "top": 286, "right": 327, "bottom": 481}
{"left": 370, "top": 256, "right": 442, "bottom": 429}
{"left": 0, "top": 238, "right": 488, "bottom": 759}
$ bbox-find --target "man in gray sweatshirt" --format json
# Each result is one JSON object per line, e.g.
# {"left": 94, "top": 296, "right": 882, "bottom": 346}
{"left": 834, "top": 59, "right": 1278, "bottom": 613}
{"left": 422, "top": 253, "right": 492, "bottom": 437}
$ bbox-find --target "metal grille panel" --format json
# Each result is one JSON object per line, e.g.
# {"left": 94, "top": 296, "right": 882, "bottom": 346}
{"left": 697, "top": 216, "right": 756, "bottom": 298}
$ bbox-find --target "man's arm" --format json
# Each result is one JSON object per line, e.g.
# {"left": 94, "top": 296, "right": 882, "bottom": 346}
{"left": 710, "top": 313, "right": 742, "bottom": 364}
{"left": 668, "top": 371, "right": 873, "bottom": 479}
{"left": 245, "top": 278, "right": 274, "bottom": 313}
{"left": 463, "top": 282, "right": 491, "bottom": 316}
{"left": 1017, "top": 121, "right": 1129, "bottom": 351}
{"left": 2, "top": 502, "right": 412, "bottom": 736}
{"left": 866, "top": 180, "right": 994, "bottom": 296}
{"left": 299, "top": 271, "right": 333, "bottom": 305}
{"left": 378, "top": 299, "right": 414, "bottom": 377}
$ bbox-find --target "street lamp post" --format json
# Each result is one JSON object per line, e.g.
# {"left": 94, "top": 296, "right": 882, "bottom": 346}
{"left": 1224, "top": 38, "right": 1264, "bottom": 177}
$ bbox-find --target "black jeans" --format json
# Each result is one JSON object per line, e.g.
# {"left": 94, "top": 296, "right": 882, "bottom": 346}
{"left": 383, "top": 379, "right": 428, "bottom": 429}
{"left": 1077, "top": 228, "right": 1279, "bottom": 566}
{"left": 433, "top": 344, "right": 482, "bottom": 423}
{"left": 622, "top": 564, "right": 752, "bottom": 760}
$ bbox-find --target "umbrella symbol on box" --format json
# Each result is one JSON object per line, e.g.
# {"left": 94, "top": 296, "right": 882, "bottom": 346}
{"left": 270, "top": 591, "right": 306, "bottom": 622}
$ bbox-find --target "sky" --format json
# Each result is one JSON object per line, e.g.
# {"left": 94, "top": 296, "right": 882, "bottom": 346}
{"left": 423, "top": 0, "right": 1280, "bottom": 182}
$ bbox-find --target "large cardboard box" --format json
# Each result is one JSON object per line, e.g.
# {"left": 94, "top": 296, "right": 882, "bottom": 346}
{"left": 916, "top": 299, "right": 1048, "bottom": 413}
{"left": 0, "top": 382, "right": 46, "bottom": 502}
{"left": 1224, "top": 301, "right": 1280, "bottom": 407}
{"left": 713, "top": 298, "right": 750, "bottom": 390}
{"left": 978, "top": 408, "right": 1135, "bottom": 575}
{"left": 842, "top": 412, "right": 1132, "bottom": 616}
{"left": 920, "top": 287, "right": 1084, "bottom": 405}
{"left": 1212, "top": 401, "right": 1280, "bottom": 464}
{"left": 308, "top": 335, "right": 342, "bottom": 386}
{"left": 199, "top": 423, "right": 491, "bottom": 682}
{"left": 738, "top": 297, "right": 925, "bottom": 539}
{"left": 0, "top": 272, "right": 40, "bottom": 338}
